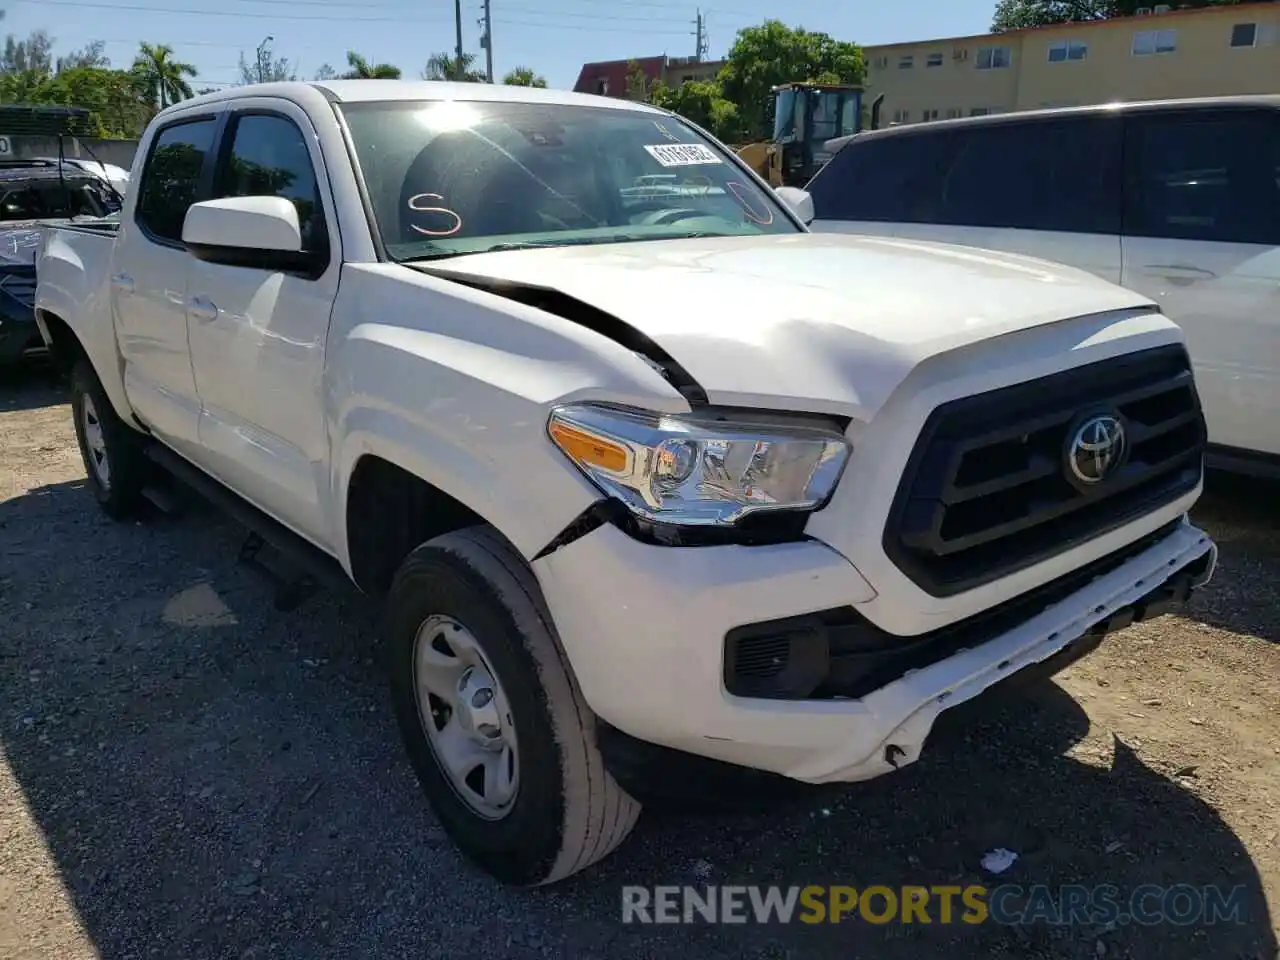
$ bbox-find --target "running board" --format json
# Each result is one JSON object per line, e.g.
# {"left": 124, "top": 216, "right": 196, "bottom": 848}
{"left": 144, "top": 443, "right": 353, "bottom": 609}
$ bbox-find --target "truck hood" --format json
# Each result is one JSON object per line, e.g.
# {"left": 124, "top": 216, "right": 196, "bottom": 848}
{"left": 419, "top": 233, "right": 1155, "bottom": 418}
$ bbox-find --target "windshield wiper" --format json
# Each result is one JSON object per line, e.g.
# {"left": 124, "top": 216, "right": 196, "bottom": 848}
{"left": 398, "top": 231, "right": 734, "bottom": 264}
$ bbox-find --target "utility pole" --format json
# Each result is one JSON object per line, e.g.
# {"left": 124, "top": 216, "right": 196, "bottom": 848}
{"left": 454, "top": 0, "right": 464, "bottom": 78}
{"left": 256, "top": 35, "right": 274, "bottom": 84}
{"left": 482, "top": 0, "right": 494, "bottom": 83}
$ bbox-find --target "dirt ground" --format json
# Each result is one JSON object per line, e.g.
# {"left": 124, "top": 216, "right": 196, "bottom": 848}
{"left": 1, "top": 367, "right": 1277, "bottom": 960}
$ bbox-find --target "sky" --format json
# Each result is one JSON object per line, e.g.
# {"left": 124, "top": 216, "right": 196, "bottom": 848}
{"left": 7, "top": 0, "right": 997, "bottom": 91}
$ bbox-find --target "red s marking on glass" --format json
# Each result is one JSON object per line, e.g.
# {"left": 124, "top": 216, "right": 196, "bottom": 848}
{"left": 406, "top": 193, "right": 463, "bottom": 237}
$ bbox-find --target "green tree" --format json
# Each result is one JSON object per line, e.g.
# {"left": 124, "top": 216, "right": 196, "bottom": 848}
{"left": 239, "top": 39, "right": 295, "bottom": 84}
{"left": 624, "top": 59, "right": 649, "bottom": 100}
{"left": 992, "top": 0, "right": 1248, "bottom": 31}
{"left": 341, "top": 51, "right": 401, "bottom": 79}
{"left": 132, "top": 42, "right": 197, "bottom": 109}
{"left": 718, "top": 21, "right": 864, "bottom": 139}
{"left": 56, "top": 40, "right": 110, "bottom": 72}
{"left": 649, "top": 79, "right": 743, "bottom": 143}
{"left": 422, "top": 51, "right": 485, "bottom": 82}
{"left": 313, "top": 63, "right": 338, "bottom": 81}
{"left": 502, "top": 65, "right": 547, "bottom": 87}
{"left": 0, "top": 28, "right": 54, "bottom": 75}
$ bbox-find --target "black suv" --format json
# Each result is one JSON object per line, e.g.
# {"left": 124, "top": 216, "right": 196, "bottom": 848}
{"left": 0, "top": 159, "right": 121, "bottom": 366}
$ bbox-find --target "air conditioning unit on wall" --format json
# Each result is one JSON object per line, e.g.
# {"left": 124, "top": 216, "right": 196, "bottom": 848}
{"left": 1154, "top": 4, "right": 1172, "bottom": 12}
{"left": 1135, "top": 6, "right": 1153, "bottom": 14}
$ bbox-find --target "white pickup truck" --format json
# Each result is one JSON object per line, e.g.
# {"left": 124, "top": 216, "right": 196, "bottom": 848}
{"left": 35, "top": 80, "right": 1217, "bottom": 887}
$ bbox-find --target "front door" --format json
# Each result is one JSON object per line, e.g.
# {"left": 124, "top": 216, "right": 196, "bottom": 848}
{"left": 1119, "top": 107, "right": 1280, "bottom": 458}
{"left": 186, "top": 101, "right": 341, "bottom": 549}
{"left": 112, "top": 114, "right": 220, "bottom": 450}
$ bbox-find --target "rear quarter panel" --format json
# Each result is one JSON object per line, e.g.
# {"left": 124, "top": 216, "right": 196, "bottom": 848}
{"left": 35, "top": 224, "right": 136, "bottom": 421}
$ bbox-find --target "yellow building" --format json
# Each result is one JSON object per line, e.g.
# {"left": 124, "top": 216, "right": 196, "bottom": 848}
{"left": 863, "top": 1, "right": 1280, "bottom": 123}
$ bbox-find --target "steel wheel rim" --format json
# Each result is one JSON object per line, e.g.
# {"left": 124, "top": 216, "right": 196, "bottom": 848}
{"left": 412, "top": 614, "right": 519, "bottom": 820}
{"left": 81, "top": 393, "right": 110, "bottom": 490}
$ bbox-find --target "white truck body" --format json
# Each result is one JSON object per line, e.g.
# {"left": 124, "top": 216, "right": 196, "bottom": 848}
{"left": 35, "top": 80, "right": 1217, "bottom": 885}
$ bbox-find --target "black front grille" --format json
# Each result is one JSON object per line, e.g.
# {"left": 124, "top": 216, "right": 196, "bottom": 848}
{"left": 883, "top": 344, "right": 1205, "bottom": 597}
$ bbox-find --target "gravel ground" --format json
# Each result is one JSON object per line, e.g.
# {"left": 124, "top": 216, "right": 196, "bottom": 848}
{"left": 2, "top": 368, "right": 1277, "bottom": 960}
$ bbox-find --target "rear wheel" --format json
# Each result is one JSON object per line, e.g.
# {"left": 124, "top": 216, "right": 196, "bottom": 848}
{"left": 70, "top": 360, "right": 147, "bottom": 519}
{"left": 387, "top": 525, "right": 640, "bottom": 885}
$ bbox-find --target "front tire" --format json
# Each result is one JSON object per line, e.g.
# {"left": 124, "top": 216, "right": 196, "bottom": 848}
{"left": 69, "top": 360, "right": 147, "bottom": 520}
{"left": 387, "top": 525, "right": 640, "bottom": 886}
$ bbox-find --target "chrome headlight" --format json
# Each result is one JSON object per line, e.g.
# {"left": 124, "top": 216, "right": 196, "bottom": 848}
{"left": 547, "top": 404, "right": 850, "bottom": 527}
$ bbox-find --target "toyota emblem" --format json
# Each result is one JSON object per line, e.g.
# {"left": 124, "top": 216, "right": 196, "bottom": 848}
{"left": 1067, "top": 413, "right": 1127, "bottom": 486}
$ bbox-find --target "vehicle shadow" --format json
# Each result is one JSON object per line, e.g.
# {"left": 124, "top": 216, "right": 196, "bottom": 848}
{"left": 1187, "top": 470, "right": 1280, "bottom": 644}
{"left": 0, "top": 480, "right": 1273, "bottom": 960}
{"left": 0, "top": 359, "right": 66, "bottom": 413}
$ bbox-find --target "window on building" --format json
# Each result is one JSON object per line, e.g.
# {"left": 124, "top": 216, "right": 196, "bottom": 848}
{"left": 1132, "top": 29, "right": 1178, "bottom": 55}
{"left": 926, "top": 52, "right": 944, "bottom": 67}
{"left": 1048, "top": 40, "right": 1088, "bottom": 62}
{"left": 898, "top": 55, "right": 914, "bottom": 68}
{"left": 969, "top": 107, "right": 990, "bottom": 117}
{"left": 891, "top": 109, "right": 910, "bottom": 123}
{"left": 921, "top": 109, "right": 940, "bottom": 122}
{"left": 595, "top": 78, "right": 609, "bottom": 95}
{"left": 1123, "top": 109, "right": 1280, "bottom": 245}
{"left": 946, "top": 108, "right": 962, "bottom": 119}
{"left": 1230, "top": 22, "right": 1257, "bottom": 47}
{"left": 872, "top": 56, "right": 888, "bottom": 69}
{"left": 976, "top": 46, "right": 1011, "bottom": 69}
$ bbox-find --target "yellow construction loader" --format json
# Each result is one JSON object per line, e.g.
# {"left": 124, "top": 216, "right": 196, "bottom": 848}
{"left": 736, "top": 84, "right": 884, "bottom": 187}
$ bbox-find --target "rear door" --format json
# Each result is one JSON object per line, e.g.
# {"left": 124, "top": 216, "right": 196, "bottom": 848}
{"left": 1120, "top": 106, "right": 1280, "bottom": 458}
{"left": 110, "top": 112, "right": 221, "bottom": 450}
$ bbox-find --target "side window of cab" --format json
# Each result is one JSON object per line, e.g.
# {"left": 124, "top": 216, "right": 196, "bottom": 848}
{"left": 135, "top": 118, "right": 218, "bottom": 244}
{"left": 213, "top": 113, "right": 329, "bottom": 258}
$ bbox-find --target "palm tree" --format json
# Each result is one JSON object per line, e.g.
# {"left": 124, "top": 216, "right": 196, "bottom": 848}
{"left": 502, "top": 66, "right": 547, "bottom": 88}
{"left": 422, "top": 52, "right": 486, "bottom": 82}
{"left": 341, "top": 51, "right": 401, "bottom": 79}
{"left": 131, "top": 42, "right": 197, "bottom": 109}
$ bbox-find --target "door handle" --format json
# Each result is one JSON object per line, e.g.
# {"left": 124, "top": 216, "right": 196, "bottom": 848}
{"left": 1143, "top": 264, "right": 1217, "bottom": 286}
{"left": 110, "top": 273, "right": 134, "bottom": 295}
{"left": 188, "top": 296, "right": 218, "bottom": 322}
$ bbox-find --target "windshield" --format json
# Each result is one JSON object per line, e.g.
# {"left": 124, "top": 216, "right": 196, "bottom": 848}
{"left": 338, "top": 99, "right": 800, "bottom": 262}
{"left": 772, "top": 89, "right": 798, "bottom": 142}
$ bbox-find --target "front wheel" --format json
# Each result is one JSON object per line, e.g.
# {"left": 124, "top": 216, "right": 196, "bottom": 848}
{"left": 387, "top": 525, "right": 640, "bottom": 886}
{"left": 69, "top": 360, "right": 148, "bottom": 519}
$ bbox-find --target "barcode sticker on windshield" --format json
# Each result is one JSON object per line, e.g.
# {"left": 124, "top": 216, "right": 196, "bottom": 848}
{"left": 643, "top": 143, "right": 723, "bottom": 167}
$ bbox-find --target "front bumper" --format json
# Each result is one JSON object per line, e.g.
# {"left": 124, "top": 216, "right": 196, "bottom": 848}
{"left": 533, "top": 517, "right": 1215, "bottom": 784}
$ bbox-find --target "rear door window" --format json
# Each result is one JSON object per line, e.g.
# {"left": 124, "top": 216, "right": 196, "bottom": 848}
{"left": 135, "top": 118, "right": 217, "bottom": 244}
{"left": 1122, "top": 108, "right": 1280, "bottom": 245}
{"left": 936, "top": 116, "right": 1121, "bottom": 234}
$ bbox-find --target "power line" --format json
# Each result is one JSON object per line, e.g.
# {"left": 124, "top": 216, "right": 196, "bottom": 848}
{"left": 21, "top": 0, "right": 701, "bottom": 32}
{"left": 19, "top": 0, "right": 452, "bottom": 22}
